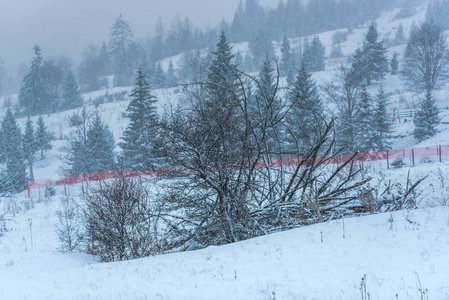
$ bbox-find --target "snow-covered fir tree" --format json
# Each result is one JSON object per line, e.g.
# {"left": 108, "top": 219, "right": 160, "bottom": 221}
{"left": 249, "top": 30, "right": 274, "bottom": 71}
{"left": 18, "top": 45, "right": 55, "bottom": 116}
{"left": 280, "top": 37, "right": 295, "bottom": 82}
{"left": 0, "top": 109, "right": 27, "bottom": 193}
{"left": 165, "top": 60, "right": 178, "bottom": 88}
{"left": 22, "top": 118, "right": 37, "bottom": 181}
{"left": 302, "top": 35, "right": 325, "bottom": 72}
{"left": 61, "top": 71, "right": 83, "bottom": 111}
{"left": 373, "top": 86, "right": 392, "bottom": 150}
{"left": 86, "top": 113, "right": 116, "bottom": 173}
{"left": 352, "top": 24, "right": 389, "bottom": 85}
{"left": 119, "top": 68, "right": 159, "bottom": 169}
{"left": 286, "top": 63, "right": 325, "bottom": 153}
{"left": 390, "top": 53, "right": 399, "bottom": 75}
{"left": 414, "top": 91, "right": 440, "bottom": 142}
{"left": 109, "top": 14, "right": 136, "bottom": 87}
{"left": 35, "top": 115, "right": 52, "bottom": 159}
{"left": 356, "top": 86, "right": 376, "bottom": 152}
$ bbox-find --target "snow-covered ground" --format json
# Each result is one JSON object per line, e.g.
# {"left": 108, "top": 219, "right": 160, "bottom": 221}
{"left": 1, "top": 186, "right": 448, "bottom": 299}
{"left": 1, "top": 3, "right": 449, "bottom": 300}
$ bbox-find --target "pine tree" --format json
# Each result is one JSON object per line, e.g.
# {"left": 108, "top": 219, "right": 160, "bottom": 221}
{"left": 0, "top": 109, "right": 27, "bottom": 193}
{"left": 390, "top": 52, "right": 399, "bottom": 75}
{"left": 286, "top": 63, "right": 325, "bottom": 153}
{"left": 352, "top": 24, "right": 389, "bottom": 85}
{"left": 153, "top": 63, "right": 166, "bottom": 89}
{"left": 373, "top": 86, "right": 392, "bottom": 150}
{"left": 23, "top": 118, "right": 37, "bottom": 181}
{"left": 280, "top": 37, "right": 293, "bottom": 77}
{"left": 394, "top": 23, "right": 406, "bottom": 45}
{"left": 248, "top": 31, "right": 274, "bottom": 71}
{"left": 61, "top": 71, "right": 83, "bottom": 111}
{"left": 207, "top": 32, "right": 239, "bottom": 100}
{"left": 109, "top": 14, "right": 136, "bottom": 87}
{"left": 86, "top": 113, "right": 116, "bottom": 173}
{"left": 165, "top": 60, "right": 178, "bottom": 88}
{"left": 414, "top": 91, "right": 440, "bottom": 141}
{"left": 302, "top": 35, "right": 325, "bottom": 72}
{"left": 35, "top": 115, "right": 52, "bottom": 159}
{"left": 119, "top": 68, "right": 159, "bottom": 169}
{"left": 356, "top": 86, "right": 376, "bottom": 151}
{"left": 18, "top": 45, "right": 54, "bottom": 116}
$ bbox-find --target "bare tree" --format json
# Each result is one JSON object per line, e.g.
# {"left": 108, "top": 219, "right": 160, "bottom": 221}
{"left": 160, "top": 54, "right": 370, "bottom": 249}
{"left": 56, "top": 193, "right": 82, "bottom": 252}
{"left": 402, "top": 20, "right": 449, "bottom": 94}
{"left": 82, "top": 175, "right": 163, "bottom": 261}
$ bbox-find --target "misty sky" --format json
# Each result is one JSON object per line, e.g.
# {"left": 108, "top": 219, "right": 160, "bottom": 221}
{"left": 0, "top": 0, "right": 279, "bottom": 71}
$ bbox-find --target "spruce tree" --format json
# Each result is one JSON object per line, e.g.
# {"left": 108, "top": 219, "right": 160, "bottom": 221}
{"left": 394, "top": 23, "right": 406, "bottom": 45}
{"left": 414, "top": 91, "right": 440, "bottom": 141}
{"left": 86, "top": 113, "right": 116, "bottom": 173}
{"left": 207, "top": 32, "right": 239, "bottom": 100}
{"left": 61, "top": 71, "right": 83, "bottom": 111}
{"left": 356, "top": 86, "right": 376, "bottom": 152}
{"left": 119, "top": 68, "right": 159, "bottom": 169}
{"left": 286, "top": 63, "right": 325, "bottom": 153}
{"left": 23, "top": 118, "right": 37, "bottom": 181}
{"left": 0, "top": 109, "right": 27, "bottom": 193}
{"left": 18, "top": 45, "right": 54, "bottom": 116}
{"left": 352, "top": 24, "right": 389, "bottom": 85}
{"left": 280, "top": 37, "right": 293, "bottom": 77}
{"left": 302, "top": 35, "right": 325, "bottom": 72}
{"left": 109, "top": 14, "right": 136, "bottom": 87}
{"left": 373, "top": 86, "right": 392, "bottom": 150}
{"left": 165, "top": 60, "right": 178, "bottom": 88}
{"left": 35, "top": 115, "right": 52, "bottom": 159}
{"left": 390, "top": 52, "right": 399, "bottom": 75}
{"left": 249, "top": 31, "right": 274, "bottom": 71}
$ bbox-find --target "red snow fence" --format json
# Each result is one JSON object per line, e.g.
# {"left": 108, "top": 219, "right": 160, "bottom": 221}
{"left": 29, "top": 145, "right": 449, "bottom": 189}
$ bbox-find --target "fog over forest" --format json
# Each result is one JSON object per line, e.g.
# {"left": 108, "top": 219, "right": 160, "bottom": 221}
{"left": 0, "top": 0, "right": 279, "bottom": 70}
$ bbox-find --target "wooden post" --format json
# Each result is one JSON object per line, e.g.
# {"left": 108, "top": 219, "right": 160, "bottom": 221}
{"left": 440, "top": 145, "right": 442, "bottom": 163}
{"left": 387, "top": 150, "right": 389, "bottom": 169}
{"left": 412, "top": 148, "right": 415, "bottom": 166}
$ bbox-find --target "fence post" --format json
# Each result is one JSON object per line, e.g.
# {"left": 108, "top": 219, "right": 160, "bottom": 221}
{"left": 440, "top": 145, "right": 442, "bottom": 163}
{"left": 412, "top": 148, "right": 415, "bottom": 166}
{"left": 387, "top": 150, "right": 389, "bottom": 169}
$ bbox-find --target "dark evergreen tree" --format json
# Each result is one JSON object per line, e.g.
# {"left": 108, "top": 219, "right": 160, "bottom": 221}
{"left": 86, "top": 113, "right": 116, "bottom": 172}
{"left": 394, "top": 23, "right": 406, "bottom": 45}
{"left": 119, "top": 68, "right": 159, "bottom": 169}
{"left": 35, "top": 115, "right": 52, "bottom": 159}
{"left": 165, "top": 60, "right": 178, "bottom": 88}
{"left": 390, "top": 52, "right": 399, "bottom": 75}
{"left": 153, "top": 63, "right": 166, "bottom": 89}
{"left": 150, "top": 16, "right": 165, "bottom": 62}
{"left": 109, "top": 14, "right": 136, "bottom": 87}
{"left": 355, "top": 86, "right": 375, "bottom": 152}
{"left": 18, "top": 45, "right": 54, "bottom": 116}
{"left": 280, "top": 37, "right": 292, "bottom": 77}
{"left": 286, "top": 63, "right": 325, "bottom": 153}
{"left": 414, "top": 91, "right": 440, "bottom": 142}
{"left": 0, "top": 109, "right": 27, "bottom": 193}
{"left": 23, "top": 118, "right": 37, "bottom": 181}
{"left": 207, "top": 32, "right": 239, "bottom": 99}
{"left": 352, "top": 24, "right": 389, "bottom": 85}
{"left": 61, "top": 71, "right": 83, "bottom": 111}
{"left": 302, "top": 35, "right": 325, "bottom": 72}
{"left": 248, "top": 31, "right": 274, "bottom": 70}
{"left": 373, "top": 86, "right": 392, "bottom": 150}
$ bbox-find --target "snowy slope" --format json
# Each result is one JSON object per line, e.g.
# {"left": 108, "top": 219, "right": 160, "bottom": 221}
{"left": 1, "top": 187, "right": 448, "bottom": 299}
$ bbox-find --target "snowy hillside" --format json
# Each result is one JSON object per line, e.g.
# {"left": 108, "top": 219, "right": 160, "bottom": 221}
{"left": 2, "top": 2, "right": 449, "bottom": 300}
{"left": 1, "top": 186, "right": 448, "bottom": 299}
